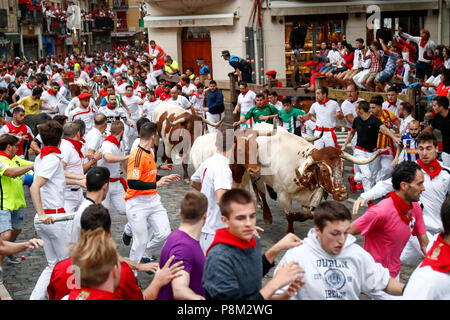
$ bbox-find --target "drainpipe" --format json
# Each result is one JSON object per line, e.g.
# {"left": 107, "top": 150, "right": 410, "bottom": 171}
{"left": 437, "top": 0, "right": 443, "bottom": 44}
{"left": 256, "top": 0, "right": 264, "bottom": 85}
{"left": 245, "top": 26, "right": 256, "bottom": 84}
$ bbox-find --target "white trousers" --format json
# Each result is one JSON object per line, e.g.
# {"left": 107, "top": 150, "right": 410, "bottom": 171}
{"left": 200, "top": 232, "right": 215, "bottom": 255}
{"left": 375, "top": 152, "right": 394, "bottom": 183}
{"left": 206, "top": 112, "right": 225, "bottom": 133}
{"left": 30, "top": 215, "right": 72, "bottom": 300}
{"left": 102, "top": 180, "right": 126, "bottom": 215}
{"left": 353, "top": 148, "right": 379, "bottom": 192}
{"left": 148, "top": 69, "right": 164, "bottom": 88}
{"left": 400, "top": 231, "right": 439, "bottom": 266}
{"left": 63, "top": 189, "right": 83, "bottom": 214}
{"left": 313, "top": 130, "right": 338, "bottom": 148}
{"left": 126, "top": 194, "right": 170, "bottom": 264}
{"left": 353, "top": 69, "right": 370, "bottom": 89}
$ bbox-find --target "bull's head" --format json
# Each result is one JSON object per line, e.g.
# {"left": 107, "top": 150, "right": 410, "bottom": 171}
{"left": 296, "top": 147, "right": 379, "bottom": 201}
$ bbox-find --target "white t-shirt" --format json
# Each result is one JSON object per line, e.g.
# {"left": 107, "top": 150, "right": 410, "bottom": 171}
{"left": 70, "top": 198, "right": 95, "bottom": 244}
{"left": 341, "top": 98, "right": 363, "bottom": 129}
{"left": 142, "top": 100, "right": 161, "bottom": 120}
{"left": 41, "top": 90, "right": 64, "bottom": 115}
{"left": 382, "top": 98, "right": 403, "bottom": 118}
{"left": 402, "top": 264, "right": 450, "bottom": 299}
{"left": 166, "top": 96, "right": 191, "bottom": 111}
{"left": 122, "top": 94, "right": 143, "bottom": 120}
{"left": 182, "top": 83, "right": 196, "bottom": 97}
{"left": 274, "top": 228, "right": 391, "bottom": 300}
{"left": 190, "top": 92, "right": 205, "bottom": 114}
{"left": 15, "top": 84, "right": 33, "bottom": 101}
{"left": 301, "top": 120, "right": 316, "bottom": 139}
{"left": 97, "top": 106, "right": 128, "bottom": 134}
{"left": 190, "top": 153, "right": 233, "bottom": 235}
{"left": 237, "top": 90, "right": 256, "bottom": 114}
{"left": 309, "top": 99, "right": 341, "bottom": 129}
{"left": 68, "top": 105, "right": 97, "bottom": 133}
{"left": 98, "top": 140, "right": 123, "bottom": 178}
{"left": 84, "top": 127, "right": 104, "bottom": 152}
{"left": 34, "top": 153, "right": 66, "bottom": 210}
{"left": 60, "top": 139, "right": 84, "bottom": 191}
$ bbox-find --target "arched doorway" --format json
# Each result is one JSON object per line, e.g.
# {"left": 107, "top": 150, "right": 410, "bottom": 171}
{"left": 181, "top": 27, "right": 212, "bottom": 79}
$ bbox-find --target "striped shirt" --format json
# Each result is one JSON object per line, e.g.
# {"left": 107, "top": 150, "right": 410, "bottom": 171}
{"left": 366, "top": 50, "right": 384, "bottom": 73}
{"left": 400, "top": 132, "right": 419, "bottom": 162}
{"left": 376, "top": 109, "right": 398, "bottom": 150}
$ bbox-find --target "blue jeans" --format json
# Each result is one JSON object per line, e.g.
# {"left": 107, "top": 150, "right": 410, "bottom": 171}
{"left": 0, "top": 208, "right": 25, "bottom": 233}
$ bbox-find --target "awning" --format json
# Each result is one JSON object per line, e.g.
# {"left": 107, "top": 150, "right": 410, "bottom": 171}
{"left": 144, "top": 13, "right": 236, "bottom": 28}
{"left": 267, "top": 0, "right": 441, "bottom": 16}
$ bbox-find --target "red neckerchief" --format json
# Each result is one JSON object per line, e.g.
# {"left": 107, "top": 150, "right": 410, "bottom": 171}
{"left": 26, "top": 83, "right": 34, "bottom": 90}
{"left": 106, "top": 104, "right": 116, "bottom": 110}
{"left": 418, "top": 158, "right": 442, "bottom": 179}
{"left": 148, "top": 98, "right": 157, "bottom": 103}
{"left": 388, "top": 99, "right": 397, "bottom": 108}
{"left": 206, "top": 228, "right": 256, "bottom": 256}
{"left": 256, "top": 103, "right": 268, "bottom": 110}
{"left": 420, "top": 38, "right": 427, "bottom": 48}
{"left": 118, "top": 81, "right": 124, "bottom": 86}
{"left": 420, "top": 233, "right": 450, "bottom": 273}
{"left": 40, "top": 146, "right": 61, "bottom": 159}
{"left": 125, "top": 92, "right": 133, "bottom": 98}
{"left": 318, "top": 98, "right": 330, "bottom": 105}
{"left": 0, "top": 151, "right": 13, "bottom": 160}
{"left": 388, "top": 191, "right": 413, "bottom": 224}
{"left": 242, "top": 89, "right": 250, "bottom": 97}
{"left": 133, "top": 82, "right": 138, "bottom": 89}
{"left": 62, "top": 137, "right": 84, "bottom": 159}
{"left": 350, "top": 97, "right": 359, "bottom": 103}
{"left": 104, "top": 135, "right": 120, "bottom": 148}
{"left": 47, "top": 89, "right": 56, "bottom": 96}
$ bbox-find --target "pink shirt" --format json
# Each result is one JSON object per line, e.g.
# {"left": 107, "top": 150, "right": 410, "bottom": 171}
{"left": 354, "top": 197, "right": 426, "bottom": 278}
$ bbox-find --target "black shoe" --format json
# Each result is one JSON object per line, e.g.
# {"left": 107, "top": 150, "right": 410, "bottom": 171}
{"left": 122, "top": 232, "right": 132, "bottom": 246}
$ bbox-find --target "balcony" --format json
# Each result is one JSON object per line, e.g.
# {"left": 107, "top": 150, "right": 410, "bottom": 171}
{"left": 116, "top": 19, "right": 128, "bottom": 31}
{"left": 19, "top": 7, "right": 43, "bottom": 25}
{"left": 92, "top": 17, "right": 114, "bottom": 32}
{"left": 113, "top": 0, "right": 128, "bottom": 9}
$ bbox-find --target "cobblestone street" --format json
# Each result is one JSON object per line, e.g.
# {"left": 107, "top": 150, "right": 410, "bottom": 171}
{"left": 0, "top": 161, "right": 418, "bottom": 300}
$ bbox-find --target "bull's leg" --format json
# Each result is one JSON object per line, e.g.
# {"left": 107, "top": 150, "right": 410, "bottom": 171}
{"left": 182, "top": 163, "right": 190, "bottom": 183}
{"left": 279, "top": 193, "right": 296, "bottom": 234}
{"left": 251, "top": 181, "right": 272, "bottom": 225}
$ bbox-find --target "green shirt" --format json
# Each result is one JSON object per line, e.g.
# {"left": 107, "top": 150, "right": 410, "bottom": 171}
{"left": 0, "top": 155, "right": 32, "bottom": 211}
{"left": 0, "top": 100, "right": 9, "bottom": 119}
{"left": 279, "top": 108, "right": 306, "bottom": 133}
{"left": 244, "top": 104, "right": 279, "bottom": 124}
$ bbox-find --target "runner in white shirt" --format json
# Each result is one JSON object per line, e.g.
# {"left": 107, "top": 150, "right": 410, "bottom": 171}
{"left": 382, "top": 88, "right": 404, "bottom": 119}
{"left": 166, "top": 86, "right": 193, "bottom": 113}
{"left": 84, "top": 113, "right": 107, "bottom": 159}
{"left": 301, "top": 119, "right": 316, "bottom": 140}
{"left": 180, "top": 75, "right": 196, "bottom": 97}
{"left": 141, "top": 90, "right": 160, "bottom": 120}
{"left": 233, "top": 82, "right": 256, "bottom": 129}
{"left": 115, "top": 76, "right": 129, "bottom": 95}
{"left": 189, "top": 83, "right": 205, "bottom": 115}
{"left": 306, "top": 87, "right": 343, "bottom": 148}
{"left": 59, "top": 123, "right": 87, "bottom": 214}
{"left": 67, "top": 93, "right": 97, "bottom": 133}
{"left": 190, "top": 131, "right": 233, "bottom": 254}
{"left": 402, "top": 196, "right": 450, "bottom": 300}
{"left": 274, "top": 201, "right": 404, "bottom": 300}
{"left": 29, "top": 121, "right": 84, "bottom": 300}
{"left": 41, "top": 82, "right": 65, "bottom": 117}
{"left": 97, "top": 121, "right": 129, "bottom": 217}
{"left": 97, "top": 93, "right": 134, "bottom": 137}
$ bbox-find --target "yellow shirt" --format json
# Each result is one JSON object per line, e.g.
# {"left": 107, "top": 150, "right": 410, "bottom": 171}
{"left": 164, "top": 61, "right": 179, "bottom": 74}
{"left": 376, "top": 109, "right": 398, "bottom": 150}
{"left": 17, "top": 96, "right": 42, "bottom": 115}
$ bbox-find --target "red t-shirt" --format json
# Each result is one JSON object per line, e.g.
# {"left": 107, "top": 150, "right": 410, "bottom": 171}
{"left": 68, "top": 287, "right": 119, "bottom": 300}
{"left": 48, "top": 258, "right": 143, "bottom": 300}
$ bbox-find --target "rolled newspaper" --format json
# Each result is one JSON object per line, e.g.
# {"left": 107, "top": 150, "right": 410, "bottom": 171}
{"left": 35, "top": 213, "right": 76, "bottom": 224}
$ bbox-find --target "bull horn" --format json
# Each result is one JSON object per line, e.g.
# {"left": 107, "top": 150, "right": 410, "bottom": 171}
{"left": 200, "top": 115, "right": 224, "bottom": 127}
{"left": 166, "top": 117, "right": 186, "bottom": 127}
{"left": 256, "top": 121, "right": 278, "bottom": 137}
{"left": 297, "top": 156, "right": 315, "bottom": 178}
{"left": 304, "top": 128, "right": 324, "bottom": 142}
{"left": 340, "top": 150, "right": 380, "bottom": 165}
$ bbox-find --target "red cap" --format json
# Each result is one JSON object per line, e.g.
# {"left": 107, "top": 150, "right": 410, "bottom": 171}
{"left": 305, "top": 61, "right": 319, "bottom": 67}
{"left": 266, "top": 70, "right": 277, "bottom": 77}
{"left": 78, "top": 92, "right": 92, "bottom": 100}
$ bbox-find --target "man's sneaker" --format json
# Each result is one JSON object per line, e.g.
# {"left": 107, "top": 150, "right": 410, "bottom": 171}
{"left": 347, "top": 176, "right": 357, "bottom": 193}
{"left": 141, "top": 256, "right": 158, "bottom": 264}
{"left": 367, "top": 200, "right": 374, "bottom": 208}
{"left": 122, "top": 232, "right": 132, "bottom": 246}
{"left": 7, "top": 255, "right": 20, "bottom": 264}
{"left": 0, "top": 267, "right": 3, "bottom": 285}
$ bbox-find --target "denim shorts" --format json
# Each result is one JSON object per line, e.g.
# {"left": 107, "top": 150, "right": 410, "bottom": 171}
{"left": 0, "top": 208, "right": 25, "bottom": 234}
{"left": 375, "top": 70, "right": 393, "bottom": 83}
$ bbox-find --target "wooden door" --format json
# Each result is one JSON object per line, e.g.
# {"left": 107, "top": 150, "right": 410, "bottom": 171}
{"left": 181, "top": 28, "right": 212, "bottom": 79}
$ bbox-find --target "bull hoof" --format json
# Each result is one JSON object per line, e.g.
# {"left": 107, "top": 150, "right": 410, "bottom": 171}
{"left": 293, "top": 212, "right": 314, "bottom": 222}
{"left": 263, "top": 217, "right": 273, "bottom": 225}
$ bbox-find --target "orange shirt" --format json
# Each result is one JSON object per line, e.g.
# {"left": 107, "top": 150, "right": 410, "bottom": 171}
{"left": 376, "top": 109, "right": 398, "bottom": 150}
{"left": 124, "top": 146, "right": 157, "bottom": 201}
